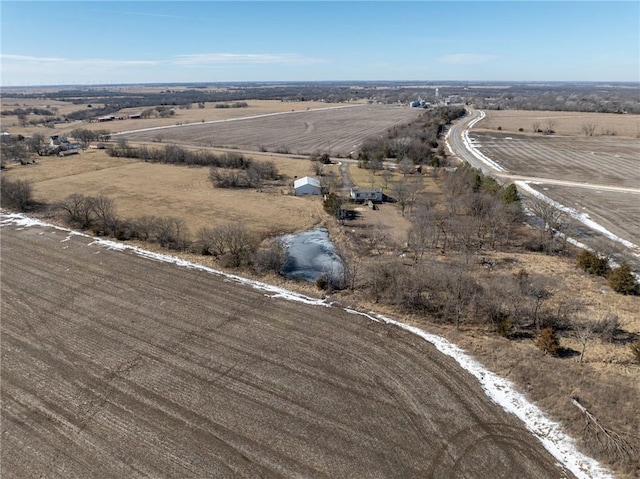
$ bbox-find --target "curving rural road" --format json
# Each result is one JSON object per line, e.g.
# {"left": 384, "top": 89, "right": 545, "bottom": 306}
{"left": 0, "top": 220, "right": 579, "bottom": 479}
{"left": 446, "top": 108, "right": 640, "bottom": 195}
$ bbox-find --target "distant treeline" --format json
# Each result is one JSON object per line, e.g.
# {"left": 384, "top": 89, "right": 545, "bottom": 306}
{"left": 108, "top": 142, "right": 253, "bottom": 168}
{"left": 108, "top": 142, "right": 280, "bottom": 189}
{"left": 4, "top": 81, "right": 638, "bottom": 114}
{"left": 358, "top": 106, "right": 466, "bottom": 167}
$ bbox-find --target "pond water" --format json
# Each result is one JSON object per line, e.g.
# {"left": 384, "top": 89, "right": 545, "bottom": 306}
{"left": 280, "top": 227, "right": 344, "bottom": 284}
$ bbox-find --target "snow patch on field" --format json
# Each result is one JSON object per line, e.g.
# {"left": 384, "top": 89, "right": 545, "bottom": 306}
{"left": 462, "top": 111, "right": 506, "bottom": 172}
{"left": 0, "top": 211, "right": 616, "bottom": 479}
{"left": 516, "top": 181, "right": 640, "bottom": 255}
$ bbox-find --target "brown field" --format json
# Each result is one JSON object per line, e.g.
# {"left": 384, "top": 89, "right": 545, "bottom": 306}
{"left": 465, "top": 131, "right": 640, "bottom": 250}
{"left": 476, "top": 110, "right": 640, "bottom": 138}
{"left": 1, "top": 99, "right": 352, "bottom": 138}
{"left": 120, "top": 104, "right": 423, "bottom": 156}
{"left": 469, "top": 132, "right": 639, "bottom": 188}
{"left": 2, "top": 150, "right": 338, "bottom": 237}
{"left": 0, "top": 222, "right": 576, "bottom": 478}
{"left": 528, "top": 184, "right": 640, "bottom": 253}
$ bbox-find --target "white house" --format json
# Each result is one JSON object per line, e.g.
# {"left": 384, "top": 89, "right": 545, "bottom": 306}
{"left": 350, "top": 187, "right": 383, "bottom": 202}
{"left": 294, "top": 176, "right": 321, "bottom": 196}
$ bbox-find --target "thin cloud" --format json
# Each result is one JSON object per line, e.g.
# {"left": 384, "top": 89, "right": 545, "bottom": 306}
{"left": 173, "top": 53, "right": 324, "bottom": 66}
{"left": 1, "top": 54, "right": 67, "bottom": 63}
{"left": 1, "top": 54, "right": 162, "bottom": 68}
{"left": 440, "top": 53, "right": 498, "bottom": 65}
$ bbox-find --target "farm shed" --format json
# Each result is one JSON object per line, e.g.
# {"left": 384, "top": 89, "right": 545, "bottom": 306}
{"left": 350, "top": 187, "right": 383, "bottom": 202}
{"left": 88, "top": 141, "right": 106, "bottom": 149}
{"left": 294, "top": 176, "right": 321, "bottom": 196}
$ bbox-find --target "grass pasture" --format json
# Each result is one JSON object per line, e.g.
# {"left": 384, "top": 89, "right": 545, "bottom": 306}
{"left": 120, "top": 104, "right": 423, "bottom": 156}
{"left": 476, "top": 109, "right": 640, "bottom": 138}
{"left": 3, "top": 150, "right": 332, "bottom": 238}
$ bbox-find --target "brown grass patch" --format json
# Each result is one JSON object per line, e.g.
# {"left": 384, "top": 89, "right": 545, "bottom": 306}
{"left": 3, "top": 150, "right": 332, "bottom": 237}
{"left": 476, "top": 110, "right": 640, "bottom": 138}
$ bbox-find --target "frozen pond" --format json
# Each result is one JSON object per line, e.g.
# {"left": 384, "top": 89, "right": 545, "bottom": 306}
{"left": 280, "top": 227, "right": 344, "bottom": 284}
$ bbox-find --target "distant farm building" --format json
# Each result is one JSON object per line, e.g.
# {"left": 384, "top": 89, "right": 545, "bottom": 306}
{"left": 294, "top": 176, "right": 322, "bottom": 196}
{"left": 88, "top": 141, "right": 106, "bottom": 149}
{"left": 350, "top": 187, "right": 383, "bottom": 202}
{"left": 409, "top": 97, "right": 430, "bottom": 108}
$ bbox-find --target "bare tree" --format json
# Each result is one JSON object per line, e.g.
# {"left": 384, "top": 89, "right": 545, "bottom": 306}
{"left": 0, "top": 177, "right": 33, "bottom": 211}
{"left": 26, "top": 132, "right": 48, "bottom": 155}
{"left": 546, "top": 119, "right": 557, "bottom": 133}
{"left": 581, "top": 122, "right": 597, "bottom": 137}
{"left": 570, "top": 313, "right": 597, "bottom": 364}
{"left": 391, "top": 177, "right": 421, "bottom": 216}
{"left": 253, "top": 239, "right": 286, "bottom": 275}
{"left": 526, "top": 196, "right": 568, "bottom": 249}
{"left": 380, "top": 169, "right": 393, "bottom": 190}
{"left": 532, "top": 121, "right": 541, "bottom": 133}
{"left": 91, "top": 195, "right": 118, "bottom": 236}
{"left": 58, "top": 194, "right": 95, "bottom": 228}
{"left": 398, "top": 157, "right": 414, "bottom": 177}
{"left": 154, "top": 217, "right": 189, "bottom": 250}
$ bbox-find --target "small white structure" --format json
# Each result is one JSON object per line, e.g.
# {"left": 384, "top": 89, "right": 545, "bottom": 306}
{"left": 294, "top": 176, "right": 321, "bottom": 196}
{"left": 350, "top": 187, "right": 383, "bottom": 202}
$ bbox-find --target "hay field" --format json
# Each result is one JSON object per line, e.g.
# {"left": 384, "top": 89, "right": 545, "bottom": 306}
{"left": 120, "top": 104, "right": 423, "bottom": 155}
{"left": 1, "top": 100, "right": 350, "bottom": 137}
{"left": 476, "top": 110, "right": 640, "bottom": 138}
{"left": 3, "top": 151, "right": 332, "bottom": 237}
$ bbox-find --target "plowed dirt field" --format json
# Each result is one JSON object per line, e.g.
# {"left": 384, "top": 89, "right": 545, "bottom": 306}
{"left": 1, "top": 222, "right": 574, "bottom": 479}
{"left": 119, "top": 104, "right": 423, "bottom": 156}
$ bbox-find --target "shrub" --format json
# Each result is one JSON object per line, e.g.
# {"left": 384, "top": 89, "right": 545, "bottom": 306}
{"left": 0, "top": 177, "right": 33, "bottom": 211}
{"left": 253, "top": 240, "right": 286, "bottom": 275}
{"left": 496, "top": 316, "right": 515, "bottom": 338}
{"left": 535, "top": 327, "right": 560, "bottom": 356}
{"left": 576, "top": 250, "right": 610, "bottom": 277}
{"left": 607, "top": 263, "right": 638, "bottom": 295}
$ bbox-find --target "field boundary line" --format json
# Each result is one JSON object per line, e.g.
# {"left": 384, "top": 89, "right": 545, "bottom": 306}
{"left": 0, "top": 211, "right": 614, "bottom": 479}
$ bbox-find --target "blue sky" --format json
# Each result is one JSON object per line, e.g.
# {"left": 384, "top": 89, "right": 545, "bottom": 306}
{"left": 1, "top": 1, "right": 638, "bottom": 85}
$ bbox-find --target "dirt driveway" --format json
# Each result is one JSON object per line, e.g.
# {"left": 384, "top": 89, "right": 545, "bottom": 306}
{"left": 1, "top": 222, "right": 574, "bottom": 478}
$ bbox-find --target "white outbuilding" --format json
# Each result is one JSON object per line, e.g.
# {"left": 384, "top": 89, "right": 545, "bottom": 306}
{"left": 293, "top": 176, "right": 322, "bottom": 196}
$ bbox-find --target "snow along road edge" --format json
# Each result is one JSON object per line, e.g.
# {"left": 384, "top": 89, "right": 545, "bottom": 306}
{"left": 0, "top": 212, "right": 615, "bottom": 479}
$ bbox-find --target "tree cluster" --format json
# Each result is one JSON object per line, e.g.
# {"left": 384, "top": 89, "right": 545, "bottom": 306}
{"left": 208, "top": 160, "right": 279, "bottom": 189}
{"left": 108, "top": 142, "right": 257, "bottom": 169}
{"left": 577, "top": 250, "right": 638, "bottom": 295}
{"left": 357, "top": 106, "right": 465, "bottom": 168}
{"left": 69, "top": 128, "right": 111, "bottom": 147}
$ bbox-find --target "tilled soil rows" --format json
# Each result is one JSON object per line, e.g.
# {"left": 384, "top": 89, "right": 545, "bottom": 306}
{"left": 468, "top": 133, "right": 639, "bottom": 189}
{"left": 1, "top": 223, "right": 573, "bottom": 479}
{"left": 120, "top": 104, "right": 423, "bottom": 155}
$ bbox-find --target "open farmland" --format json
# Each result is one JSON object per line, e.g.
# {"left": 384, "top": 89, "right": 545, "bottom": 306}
{"left": 119, "top": 104, "right": 423, "bottom": 155}
{"left": 476, "top": 110, "right": 640, "bottom": 138}
{"left": 2, "top": 150, "right": 332, "bottom": 237}
{"left": 1, "top": 221, "right": 577, "bottom": 479}
{"left": 468, "top": 132, "right": 639, "bottom": 189}
{"left": 465, "top": 130, "right": 640, "bottom": 252}
{"left": 525, "top": 183, "right": 640, "bottom": 251}
{"left": 1, "top": 99, "right": 349, "bottom": 137}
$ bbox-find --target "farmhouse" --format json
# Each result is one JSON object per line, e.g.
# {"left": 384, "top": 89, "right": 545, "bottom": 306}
{"left": 294, "top": 176, "right": 321, "bottom": 196}
{"left": 88, "top": 141, "right": 106, "bottom": 149}
{"left": 350, "top": 187, "right": 383, "bottom": 202}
